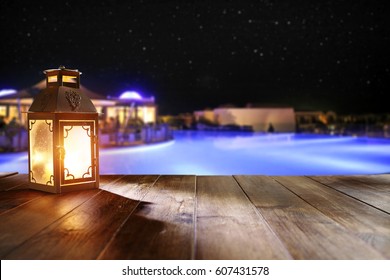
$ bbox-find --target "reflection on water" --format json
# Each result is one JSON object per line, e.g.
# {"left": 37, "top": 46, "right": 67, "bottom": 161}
{"left": 1, "top": 131, "right": 390, "bottom": 175}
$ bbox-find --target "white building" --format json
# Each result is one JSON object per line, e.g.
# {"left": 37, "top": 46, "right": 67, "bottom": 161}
{"left": 194, "top": 106, "right": 296, "bottom": 132}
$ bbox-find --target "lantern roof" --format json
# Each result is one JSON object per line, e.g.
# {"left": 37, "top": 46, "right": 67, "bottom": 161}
{"left": 28, "top": 66, "right": 97, "bottom": 113}
{"left": 43, "top": 65, "right": 82, "bottom": 75}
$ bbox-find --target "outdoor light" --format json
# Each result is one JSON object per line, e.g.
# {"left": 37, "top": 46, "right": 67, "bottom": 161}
{"left": 27, "top": 66, "right": 99, "bottom": 193}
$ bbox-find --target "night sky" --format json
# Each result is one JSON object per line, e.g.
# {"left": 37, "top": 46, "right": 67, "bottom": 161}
{"left": 0, "top": 0, "right": 389, "bottom": 115}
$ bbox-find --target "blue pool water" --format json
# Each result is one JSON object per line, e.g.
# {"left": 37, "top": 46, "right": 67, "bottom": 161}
{"left": 1, "top": 130, "right": 390, "bottom": 175}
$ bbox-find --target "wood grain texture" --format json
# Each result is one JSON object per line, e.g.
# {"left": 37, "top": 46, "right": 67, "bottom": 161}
{"left": 4, "top": 175, "right": 160, "bottom": 259}
{"left": 196, "top": 176, "right": 291, "bottom": 260}
{"left": 340, "top": 174, "right": 390, "bottom": 192}
{"left": 98, "top": 174, "right": 125, "bottom": 187}
{"left": 99, "top": 174, "right": 159, "bottom": 199}
{"left": 310, "top": 175, "right": 390, "bottom": 213}
{"left": 0, "top": 174, "right": 29, "bottom": 191}
{"left": 0, "top": 189, "right": 98, "bottom": 258}
{"left": 5, "top": 190, "right": 138, "bottom": 259}
{"left": 0, "top": 190, "right": 47, "bottom": 215}
{"left": 0, "top": 174, "right": 388, "bottom": 260}
{"left": 99, "top": 175, "right": 196, "bottom": 260}
{"left": 273, "top": 176, "right": 390, "bottom": 258}
{"left": 0, "top": 172, "right": 18, "bottom": 179}
{"left": 235, "top": 175, "right": 385, "bottom": 259}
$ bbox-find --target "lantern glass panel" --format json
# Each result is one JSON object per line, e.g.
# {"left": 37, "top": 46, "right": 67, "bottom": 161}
{"left": 29, "top": 120, "right": 54, "bottom": 185}
{"left": 62, "top": 75, "right": 77, "bottom": 83}
{"left": 48, "top": 76, "right": 57, "bottom": 83}
{"left": 63, "top": 123, "right": 93, "bottom": 180}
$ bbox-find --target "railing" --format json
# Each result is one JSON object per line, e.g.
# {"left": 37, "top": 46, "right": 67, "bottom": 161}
{"left": 0, "top": 129, "right": 28, "bottom": 152}
{"left": 0, "top": 124, "right": 173, "bottom": 152}
{"left": 297, "top": 123, "right": 390, "bottom": 138}
{"left": 99, "top": 123, "right": 173, "bottom": 147}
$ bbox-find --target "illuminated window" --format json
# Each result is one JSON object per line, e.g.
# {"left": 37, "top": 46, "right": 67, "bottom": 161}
{"left": 139, "top": 106, "right": 156, "bottom": 123}
{"left": 48, "top": 76, "right": 57, "bottom": 83}
{"left": 106, "top": 107, "right": 117, "bottom": 119}
{"left": 9, "top": 106, "right": 19, "bottom": 119}
{"left": 0, "top": 106, "right": 6, "bottom": 117}
{"left": 63, "top": 75, "right": 77, "bottom": 83}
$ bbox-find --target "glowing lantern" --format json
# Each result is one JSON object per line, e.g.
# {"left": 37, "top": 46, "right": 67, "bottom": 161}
{"left": 27, "top": 66, "right": 99, "bottom": 193}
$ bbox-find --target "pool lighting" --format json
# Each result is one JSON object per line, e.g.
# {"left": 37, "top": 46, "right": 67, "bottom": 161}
{"left": 0, "top": 89, "right": 17, "bottom": 97}
{"left": 119, "top": 91, "right": 143, "bottom": 100}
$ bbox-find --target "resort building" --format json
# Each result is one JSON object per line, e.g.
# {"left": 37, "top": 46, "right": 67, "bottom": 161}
{"left": 0, "top": 74, "right": 170, "bottom": 151}
{"left": 0, "top": 80, "right": 157, "bottom": 127}
{"left": 194, "top": 105, "right": 296, "bottom": 132}
{"left": 295, "top": 110, "right": 337, "bottom": 133}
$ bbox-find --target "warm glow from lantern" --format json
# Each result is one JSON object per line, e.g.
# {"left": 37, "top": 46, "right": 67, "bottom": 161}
{"left": 63, "top": 123, "right": 93, "bottom": 181}
{"left": 28, "top": 66, "right": 99, "bottom": 193}
{"left": 29, "top": 120, "right": 54, "bottom": 185}
{"left": 48, "top": 76, "right": 57, "bottom": 83}
{"left": 63, "top": 75, "right": 77, "bottom": 83}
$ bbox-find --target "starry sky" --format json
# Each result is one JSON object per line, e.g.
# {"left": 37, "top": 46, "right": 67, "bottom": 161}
{"left": 0, "top": 0, "right": 389, "bottom": 115}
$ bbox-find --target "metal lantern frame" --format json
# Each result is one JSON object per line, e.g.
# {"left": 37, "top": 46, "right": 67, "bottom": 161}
{"left": 27, "top": 67, "right": 99, "bottom": 193}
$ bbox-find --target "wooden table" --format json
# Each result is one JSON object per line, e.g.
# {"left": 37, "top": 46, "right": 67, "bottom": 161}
{"left": 0, "top": 173, "right": 389, "bottom": 260}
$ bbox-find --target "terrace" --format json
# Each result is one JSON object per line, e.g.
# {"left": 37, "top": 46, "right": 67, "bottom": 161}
{"left": 0, "top": 172, "right": 389, "bottom": 259}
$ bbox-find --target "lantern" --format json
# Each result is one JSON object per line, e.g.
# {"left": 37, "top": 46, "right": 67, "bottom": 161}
{"left": 27, "top": 66, "right": 99, "bottom": 193}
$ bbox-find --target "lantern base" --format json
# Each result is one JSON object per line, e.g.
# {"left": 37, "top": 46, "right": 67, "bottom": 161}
{"left": 28, "top": 181, "right": 99, "bottom": 194}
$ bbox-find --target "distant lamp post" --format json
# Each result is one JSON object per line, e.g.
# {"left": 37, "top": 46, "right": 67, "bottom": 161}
{"left": 27, "top": 66, "right": 99, "bottom": 193}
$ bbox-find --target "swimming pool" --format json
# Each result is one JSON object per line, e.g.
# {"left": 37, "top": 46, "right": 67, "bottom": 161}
{"left": 1, "top": 130, "right": 390, "bottom": 175}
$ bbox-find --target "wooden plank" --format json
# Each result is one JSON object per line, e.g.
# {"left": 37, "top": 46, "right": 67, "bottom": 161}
{"left": 310, "top": 175, "right": 390, "bottom": 213}
{"left": 274, "top": 176, "right": 390, "bottom": 258}
{"left": 99, "top": 175, "right": 159, "bottom": 199}
{"left": 355, "top": 173, "right": 390, "bottom": 187}
{"left": 310, "top": 175, "right": 390, "bottom": 193}
{"left": 0, "top": 174, "right": 123, "bottom": 192}
{"left": 0, "top": 190, "right": 47, "bottom": 215}
{"left": 98, "top": 174, "right": 125, "bottom": 187}
{"left": 347, "top": 174, "right": 390, "bottom": 192}
{"left": 0, "top": 172, "right": 18, "bottom": 179}
{"left": 0, "top": 174, "right": 29, "bottom": 191}
{"left": 195, "top": 176, "right": 291, "bottom": 260}
{"left": 0, "top": 189, "right": 98, "bottom": 258}
{"left": 5, "top": 191, "right": 136, "bottom": 259}
{"left": 99, "top": 175, "right": 196, "bottom": 260}
{"left": 235, "top": 175, "right": 385, "bottom": 259}
{"left": 5, "top": 176, "right": 157, "bottom": 260}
